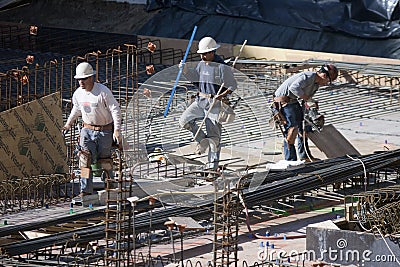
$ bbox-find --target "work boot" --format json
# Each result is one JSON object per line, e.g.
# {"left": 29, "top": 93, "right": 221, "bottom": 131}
{"left": 195, "top": 139, "right": 209, "bottom": 155}
{"left": 205, "top": 172, "right": 220, "bottom": 182}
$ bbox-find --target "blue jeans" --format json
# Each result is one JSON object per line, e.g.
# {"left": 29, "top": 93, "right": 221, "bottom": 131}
{"left": 79, "top": 127, "right": 113, "bottom": 193}
{"left": 179, "top": 100, "right": 221, "bottom": 170}
{"left": 298, "top": 125, "right": 313, "bottom": 160}
{"left": 281, "top": 102, "right": 304, "bottom": 161}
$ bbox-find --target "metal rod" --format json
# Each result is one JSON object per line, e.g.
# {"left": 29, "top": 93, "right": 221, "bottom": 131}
{"left": 164, "top": 25, "right": 197, "bottom": 117}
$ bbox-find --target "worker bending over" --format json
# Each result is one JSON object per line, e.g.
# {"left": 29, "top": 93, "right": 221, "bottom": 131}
{"left": 273, "top": 64, "right": 338, "bottom": 161}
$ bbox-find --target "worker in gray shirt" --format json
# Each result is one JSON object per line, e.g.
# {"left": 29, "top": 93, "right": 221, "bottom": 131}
{"left": 273, "top": 64, "right": 338, "bottom": 161}
{"left": 179, "top": 37, "right": 237, "bottom": 175}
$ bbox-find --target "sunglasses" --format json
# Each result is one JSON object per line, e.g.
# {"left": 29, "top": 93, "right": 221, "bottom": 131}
{"left": 320, "top": 65, "right": 332, "bottom": 84}
{"left": 77, "top": 77, "right": 90, "bottom": 81}
{"left": 201, "top": 51, "right": 213, "bottom": 56}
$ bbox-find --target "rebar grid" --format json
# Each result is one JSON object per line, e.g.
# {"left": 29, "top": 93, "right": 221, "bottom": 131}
{"left": 351, "top": 169, "right": 400, "bottom": 236}
{"left": 105, "top": 148, "right": 135, "bottom": 267}
{"left": 0, "top": 174, "right": 70, "bottom": 215}
{"left": 213, "top": 179, "right": 243, "bottom": 267}
{"left": 236, "top": 59, "right": 400, "bottom": 104}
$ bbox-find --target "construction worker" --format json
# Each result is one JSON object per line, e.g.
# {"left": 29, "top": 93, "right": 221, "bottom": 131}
{"left": 179, "top": 36, "right": 237, "bottom": 175}
{"left": 273, "top": 64, "right": 338, "bottom": 161}
{"left": 63, "top": 62, "right": 122, "bottom": 197}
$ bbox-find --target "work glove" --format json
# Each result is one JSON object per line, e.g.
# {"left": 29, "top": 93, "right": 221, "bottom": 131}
{"left": 113, "top": 130, "right": 122, "bottom": 147}
{"left": 178, "top": 60, "right": 185, "bottom": 69}
{"left": 179, "top": 60, "right": 188, "bottom": 74}
{"left": 62, "top": 123, "right": 71, "bottom": 135}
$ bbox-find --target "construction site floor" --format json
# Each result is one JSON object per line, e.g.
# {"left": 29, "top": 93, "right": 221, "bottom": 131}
{"left": 135, "top": 203, "right": 347, "bottom": 267}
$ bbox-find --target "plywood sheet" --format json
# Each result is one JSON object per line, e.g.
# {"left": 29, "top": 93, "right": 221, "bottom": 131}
{"left": 308, "top": 124, "right": 361, "bottom": 158}
{"left": 168, "top": 216, "right": 204, "bottom": 230}
{"left": 0, "top": 92, "right": 67, "bottom": 180}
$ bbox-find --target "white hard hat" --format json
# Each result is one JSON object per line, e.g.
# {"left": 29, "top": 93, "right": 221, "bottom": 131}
{"left": 74, "top": 62, "right": 96, "bottom": 79}
{"left": 197, "top": 37, "right": 220, "bottom": 54}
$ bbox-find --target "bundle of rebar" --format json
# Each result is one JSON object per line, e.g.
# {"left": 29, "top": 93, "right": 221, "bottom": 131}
{"left": 242, "top": 150, "right": 400, "bottom": 207}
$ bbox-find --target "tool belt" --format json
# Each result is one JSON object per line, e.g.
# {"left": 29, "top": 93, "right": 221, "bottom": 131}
{"left": 273, "top": 95, "right": 296, "bottom": 106}
{"left": 269, "top": 97, "right": 288, "bottom": 128}
{"left": 198, "top": 92, "right": 214, "bottom": 98}
{"left": 83, "top": 122, "right": 113, "bottom": 131}
{"left": 198, "top": 92, "right": 233, "bottom": 104}
{"left": 218, "top": 101, "right": 235, "bottom": 124}
{"left": 270, "top": 95, "right": 299, "bottom": 126}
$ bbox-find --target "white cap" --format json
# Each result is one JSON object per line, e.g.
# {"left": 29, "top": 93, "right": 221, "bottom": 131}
{"left": 74, "top": 62, "right": 96, "bottom": 79}
{"left": 197, "top": 37, "right": 220, "bottom": 54}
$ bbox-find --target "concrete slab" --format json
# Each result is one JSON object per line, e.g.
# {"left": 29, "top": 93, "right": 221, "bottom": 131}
{"left": 135, "top": 204, "right": 348, "bottom": 267}
{"left": 307, "top": 221, "right": 400, "bottom": 267}
{"left": 336, "top": 111, "right": 400, "bottom": 155}
{"left": 71, "top": 194, "right": 100, "bottom": 207}
{"left": 262, "top": 139, "right": 283, "bottom": 155}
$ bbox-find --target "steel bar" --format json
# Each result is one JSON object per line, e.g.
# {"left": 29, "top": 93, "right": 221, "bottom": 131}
{"left": 0, "top": 208, "right": 104, "bottom": 238}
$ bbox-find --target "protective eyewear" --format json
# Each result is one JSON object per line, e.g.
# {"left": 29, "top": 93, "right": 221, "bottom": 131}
{"left": 201, "top": 51, "right": 213, "bottom": 56}
{"left": 320, "top": 65, "right": 332, "bottom": 84}
{"left": 77, "top": 77, "right": 90, "bottom": 81}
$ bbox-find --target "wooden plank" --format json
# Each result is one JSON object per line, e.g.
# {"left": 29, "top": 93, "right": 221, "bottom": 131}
{"left": 168, "top": 216, "right": 204, "bottom": 230}
{"left": 0, "top": 92, "right": 67, "bottom": 180}
{"left": 308, "top": 124, "right": 361, "bottom": 158}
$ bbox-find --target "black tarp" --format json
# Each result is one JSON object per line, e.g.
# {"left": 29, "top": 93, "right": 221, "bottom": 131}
{"left": 351, "top": 0, "right": 399, "bottom": 22}
{"left": 140, "top": 0, "right": 400, "bottom": 59}
{"left": 0, "top": 0, "right": 29, "bottom": 10}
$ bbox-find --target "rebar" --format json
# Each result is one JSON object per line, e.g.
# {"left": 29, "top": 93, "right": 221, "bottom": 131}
{"left": 353, "top": 183, "right": 400, "bottom": 236}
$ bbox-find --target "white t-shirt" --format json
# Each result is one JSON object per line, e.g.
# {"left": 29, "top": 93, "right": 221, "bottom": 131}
{"left": 66, "top": 83, "right": 121, "bottom": 130}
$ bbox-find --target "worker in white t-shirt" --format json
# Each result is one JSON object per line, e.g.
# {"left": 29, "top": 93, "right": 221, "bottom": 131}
{"left": 63, "top": 62, "right": 121, "bottom": 197}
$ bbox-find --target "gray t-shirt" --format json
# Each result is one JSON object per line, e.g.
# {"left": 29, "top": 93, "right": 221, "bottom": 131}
{"left": 185, "top": 54, "right": 237, "bottom": 109}
{"left": 275, "top": 71, "right": 319, "bottom": 101}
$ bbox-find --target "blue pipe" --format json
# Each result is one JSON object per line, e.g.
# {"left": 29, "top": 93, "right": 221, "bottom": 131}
{"left": 163, "top": 25, "right": 197, "bottom": 117}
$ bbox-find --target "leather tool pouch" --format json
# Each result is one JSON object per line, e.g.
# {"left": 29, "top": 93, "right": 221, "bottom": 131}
{"left": 218, "top": 100, "right": 235, "bottom": 124}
